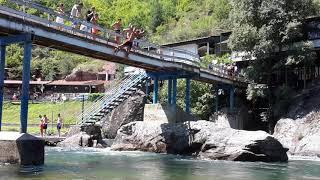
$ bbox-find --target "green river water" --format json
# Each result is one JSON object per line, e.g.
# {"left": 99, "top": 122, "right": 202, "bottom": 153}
{"left": 0, "top": 147, "right": 320, "bottom": 180}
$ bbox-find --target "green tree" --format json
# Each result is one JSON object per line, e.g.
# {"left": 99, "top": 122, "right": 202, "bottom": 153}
{"left": 228, "top": 0, "right": 318, "bottom": 126}
{"left": 159, "top": 79, "right": 214, "bottom": 119}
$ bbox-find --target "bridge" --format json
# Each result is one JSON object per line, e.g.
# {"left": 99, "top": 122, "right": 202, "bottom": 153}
{"left": 0, "top": 0, "right": 247, "bottom": 133}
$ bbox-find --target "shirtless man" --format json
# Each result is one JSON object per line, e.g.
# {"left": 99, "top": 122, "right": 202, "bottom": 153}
{"left": 112, "top": 18, "right": 122, "bottom": 44}
{"left": 123, "top": 24, "right": 133, "bottom": 38}
{"left": 134, "top": 29, "right": 145, "bottom": 49}
{"left": 114, "top": 27, "right": 137, "bottom": 56}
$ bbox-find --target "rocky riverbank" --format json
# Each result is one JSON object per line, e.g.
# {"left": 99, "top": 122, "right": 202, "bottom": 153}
{"left": 273, "top": 80, "right": 320, "bottom": 157}
{"left": 111, "top": 120, "right": 288, "bottom": 162}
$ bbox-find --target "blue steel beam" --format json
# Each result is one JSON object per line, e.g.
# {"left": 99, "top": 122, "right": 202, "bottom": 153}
{"left": 0, "top": 45, "right": 5, "bottom": 131}
{"left": 168, "top": 79, "right": 172, "bottom": 104}
{"left": 185, "top": 78, "right": 191, "bottom": 113}
{"left": 215, "top": 88, "right": 219, "bottom": 112}
{"left": 172, "top": 79, "right": 177, "bottom": 106}
{"left": 230, "top": 86, "right": 235, "bottom": 112}
{"left": 20, "top": 41, "right": 32, "bottom": 133}
{"left": 0, "top": 34, "right": 32, "bottom": 46}
{"left": 145, "top": 79, "right": 149, "bottom": 96}
{"left": 146, "top": 71, "right": 195, "bottom": 81}
{"left": 153, "top": 77, "right": 159, "bottom": 104}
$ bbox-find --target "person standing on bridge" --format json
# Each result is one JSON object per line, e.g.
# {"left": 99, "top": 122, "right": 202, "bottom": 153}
{"left": 70, "top": 2, "right": 84, "bottom": 29}
{"left": 80, "top": 7, "right": 96, "bottom": 33}
{"left": 91, "top": 13, "right": 100, "bottom": 38}
{"left": 112, "top": 18, "right": 122, "bottom": 44}
{"left": 55, "top": 3, "right": 65, "bottom": 30}
{"left": 56, "top": 114, "right": 63, "bottom": 137}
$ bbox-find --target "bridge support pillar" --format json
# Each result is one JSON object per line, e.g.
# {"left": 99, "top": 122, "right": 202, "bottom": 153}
{"left": 230, "top": 86, "right": 235, "bottom": 112}
{"left": 215, "top": 88, "right": 219, "bottom": 112}
{"left": 0, "top": 34, "right": 44, "bottom": 166}
{"left": 185, "top": 78, "right": 191, "bottom": 113}
{"left": 168, "top": 79, "right": 172, "bottom": 104}
{"left": 0, "top": 45, "right": 5, "bottom": 131}
{"left": 153, "top": 77, "right": 159, "bottom": 104}
{"left": 20, "top": 41, "right": 32, "bottom": 133}
{"left": 172, "top": 78, "right": 177, "bottom": 106}
{"left": 145, "top": 79, "right": 149, "bottom": 96}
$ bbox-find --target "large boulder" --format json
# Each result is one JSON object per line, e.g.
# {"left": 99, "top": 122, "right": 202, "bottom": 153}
{"left": 101, "top": 90, "right": 146, "bottom": 139}
{"left": 273, "top": 80, "right": 320, "bottom": 157}
{"left": 58, "top": 125, "right": 106, "bottom": 148}
{"left": 112, "top": 121, "right": 288, "bottom": 162}
{"left": 58, "top": 132, "right": 93, "bottom": 148}
{"left": 274, "top": 112, "right": 320, "bottom": 156}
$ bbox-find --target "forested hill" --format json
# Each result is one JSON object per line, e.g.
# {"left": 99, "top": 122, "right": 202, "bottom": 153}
{"left": 9, "top": 0, "right": 320, "bottom": 45}
{"left": 34, "top": 0, "right": 231, "bottom": 43}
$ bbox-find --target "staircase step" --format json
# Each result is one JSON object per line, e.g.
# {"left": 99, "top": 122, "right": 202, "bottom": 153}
{"left": 100, "top": 109, "right": 111, "bottom": 113}
{"left": 123, "top": 92, "right": 134, "bottom": 96}
{"left": 113, "top": 99, "right": 125, "bottom": 102}
{"left": 109, "top": 102, "right": 120, "bottom": 106}
{"left": 77, "top": 73, "right": 147, "bottom": 123}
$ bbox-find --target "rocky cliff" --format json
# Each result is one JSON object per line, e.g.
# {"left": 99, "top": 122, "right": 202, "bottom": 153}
{"left": 112, "top": 121, "right": 288, "bottom": 162}
{"left": 274, "top": 81, "right": 320, "bottom": 157}
{"left": 100, "top": 90, "right": 146, "bottom": 139}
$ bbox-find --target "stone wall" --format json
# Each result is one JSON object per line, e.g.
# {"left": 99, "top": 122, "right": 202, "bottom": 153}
{"left": 144, "top": 104, "right": 197, "bottom": 123}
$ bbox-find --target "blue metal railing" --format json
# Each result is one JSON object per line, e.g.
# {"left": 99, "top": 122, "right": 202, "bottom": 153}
{"left": 77, "top": 71, "right": 147, "bottom": 124}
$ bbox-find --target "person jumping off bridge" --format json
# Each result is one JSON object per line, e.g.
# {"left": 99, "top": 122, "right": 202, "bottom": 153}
{"left": 112, "top": 18, "right": 122, "bottom": 44}
{"left": 114, "top": 26, "right": 138, "bottom": 56}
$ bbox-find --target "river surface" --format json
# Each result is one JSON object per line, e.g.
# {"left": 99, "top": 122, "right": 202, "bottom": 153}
{"left": 1, "top": 147, "right": 320, "bottom": 180}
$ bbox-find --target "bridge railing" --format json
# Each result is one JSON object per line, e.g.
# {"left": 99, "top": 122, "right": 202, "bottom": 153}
{"left": 4, "top": 0, "right": 200, "bottom": 65}
{"left": 1, "top": 0, "right": 247, "bottom": 83}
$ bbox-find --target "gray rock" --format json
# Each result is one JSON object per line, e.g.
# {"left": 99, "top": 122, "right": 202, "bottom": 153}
{"left": 102, "top": 139, "right": 114, "bottom": 147}
{"left": 66, "top": 125, "right": 81, "bottom": 138}
{"left": 59, "top": 125, "right": 107, "bottom": 148}
{"left": 274, "top": 112, "right": 320, "bottom": 156}
{"left": 58, "top": 132, "right": 93, "bottom": 148}
{"left": 101, "top": 90, "right": 146, "bottom": 139}
{"left": 112, "top": 121, "right": 288, "bottom": 162}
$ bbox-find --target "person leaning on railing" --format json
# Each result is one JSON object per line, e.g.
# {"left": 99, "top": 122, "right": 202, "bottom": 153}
{"left": 70, "top": 2, "right": 83, "bottom": 29}
{"left": 55, "top": 3, "right": 65, "bottom": 29}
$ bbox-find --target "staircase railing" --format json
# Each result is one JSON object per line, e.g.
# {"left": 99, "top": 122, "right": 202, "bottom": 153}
{"left": 77, "top": 71, "right": 147, "bottom": 124}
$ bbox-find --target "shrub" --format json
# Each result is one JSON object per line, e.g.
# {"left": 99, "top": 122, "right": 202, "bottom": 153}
{"left": 88, "top": 93, "right": 104, "bottom": 102}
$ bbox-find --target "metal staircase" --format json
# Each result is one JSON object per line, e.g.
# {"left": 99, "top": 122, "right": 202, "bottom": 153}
{"left": 77, "top": 71, "right": 148, "bottom": 125}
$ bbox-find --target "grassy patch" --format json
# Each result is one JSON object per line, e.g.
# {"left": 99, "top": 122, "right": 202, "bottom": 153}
{"left": 1, "top": 101, "right": 93, "bottom": 135}
{"left": 1, "top": 126, "right": 69, "bottom": 136}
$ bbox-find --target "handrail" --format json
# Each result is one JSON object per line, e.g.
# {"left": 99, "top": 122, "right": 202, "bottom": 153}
{"left": 6, "top": 0, "right": 200, "bottom": 63}
{"left": 77, "top": 71, "right": 147, "bottom": 124}
{"left": 76, "top": 73, "right": 140, "bottom": 122}
{"left": 72, "top": 74, "right": 135, "bottom": 120}
{"left": 79, "top": 73, "right": 146, "bottom": 124}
